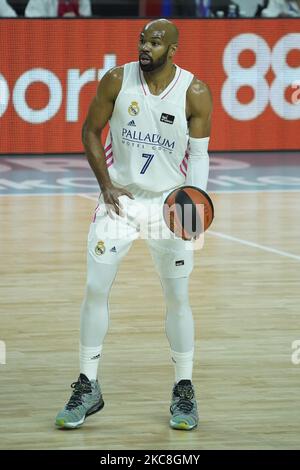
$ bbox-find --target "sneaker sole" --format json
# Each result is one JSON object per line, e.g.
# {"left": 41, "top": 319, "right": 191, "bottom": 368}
{"left": 170, "top": 419, "right": 198, "bottom": 431}
{"left": 55, "top": 400, "right": 104, "bottom": 429}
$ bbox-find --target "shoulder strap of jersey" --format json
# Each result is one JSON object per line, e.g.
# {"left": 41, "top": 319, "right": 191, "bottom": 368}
{"left": 120, "top": 62, "right": 138, "bottom": 92}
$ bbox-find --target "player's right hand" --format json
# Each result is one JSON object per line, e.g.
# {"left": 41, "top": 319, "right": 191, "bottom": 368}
{"left": 102, "top": 186, "right": 134, "bottom": 218}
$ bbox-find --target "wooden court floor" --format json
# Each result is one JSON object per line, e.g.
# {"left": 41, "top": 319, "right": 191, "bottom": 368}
{"left": 0, "top": 190, "right": 299, "bottom": 450}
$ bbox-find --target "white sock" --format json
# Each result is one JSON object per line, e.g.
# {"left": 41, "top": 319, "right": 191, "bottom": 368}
{"left": 79, "top": 343, "right": 103, "bottom": 381}
{"left": 171, "top": 349, "right": 194, "bottom": 383}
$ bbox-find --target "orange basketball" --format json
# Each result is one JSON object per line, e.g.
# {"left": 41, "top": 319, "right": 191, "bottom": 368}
{"left": 163, "top": 185, "right": 214, "bottom": 240}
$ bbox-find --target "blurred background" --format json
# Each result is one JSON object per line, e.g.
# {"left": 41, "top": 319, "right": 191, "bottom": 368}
{"left": 1, "top": 1, "right": 300, "bottom": 154}
{"left": 1, "top": 0, "right": 300, "bottom": 18}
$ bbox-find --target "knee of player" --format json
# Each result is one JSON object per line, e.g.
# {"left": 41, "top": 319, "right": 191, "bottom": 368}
{"left": 163, "top": 287, "right": 190, "bottom": 310}
{"left": 85, "top": 277, "right": 110, "bottom": 299}
{"left": 167, "top": 303, "right": 192, "bottom": 318}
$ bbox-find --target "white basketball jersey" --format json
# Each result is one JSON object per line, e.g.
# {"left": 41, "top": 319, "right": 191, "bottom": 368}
{"left": 104, "top": 61, "right": 194, "bottom": 192}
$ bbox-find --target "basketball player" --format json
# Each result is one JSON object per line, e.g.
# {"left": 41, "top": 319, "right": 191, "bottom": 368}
{"left": 55, "top": 18, "right": 212, "bottom": 431}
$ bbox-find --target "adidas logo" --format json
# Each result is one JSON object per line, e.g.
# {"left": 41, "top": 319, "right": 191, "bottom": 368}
{"left": 91, "top": 354, "right": 101, "bottom": 360}
{"left": 127, "top": 120, "right": 136, "bottom": 127}
{"left": 110, "top": 246, "right": 117, "bottom": 253}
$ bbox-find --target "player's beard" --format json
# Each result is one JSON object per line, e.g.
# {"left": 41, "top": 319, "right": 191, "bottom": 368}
{"left": 139, "top": 48, "right": 169, "bottom": 72}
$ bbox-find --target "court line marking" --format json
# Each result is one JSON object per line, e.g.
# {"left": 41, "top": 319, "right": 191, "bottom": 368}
{"left": 78, "top": 193, "right": 99, "bottom": 201}
{"left": 0, "top": 192, "right": 98, "bottom": 197}
{"left": 212, "top": 189, "right": 300, "bottom": 194}
{"left": 1, "top": 188, "right": 300, "bottom": 197}
{"left": 208, "top": 230, "right": 300, "bottom": 262}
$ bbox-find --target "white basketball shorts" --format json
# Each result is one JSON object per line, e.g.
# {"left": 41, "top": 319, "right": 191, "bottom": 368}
{"left": 87, "top": 184, "right": 194, "bottom": 278}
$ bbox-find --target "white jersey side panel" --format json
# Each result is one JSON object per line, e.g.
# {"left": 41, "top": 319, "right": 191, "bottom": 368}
{"left": 105, "top": 61, "right": 193, "bottom": 192}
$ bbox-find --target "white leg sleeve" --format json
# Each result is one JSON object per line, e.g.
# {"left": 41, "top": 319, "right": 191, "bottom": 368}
{"left": 80, "top": 252, "right": 118, "bottom": 347}
{"left": 160, "top": 276, "right": 195, "bottom": 353}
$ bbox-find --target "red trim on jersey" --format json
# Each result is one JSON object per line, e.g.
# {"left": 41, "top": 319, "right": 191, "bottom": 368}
{"left": 139, "top": 67, "right": 147, "bottom": 96}
{"left": 181, "top": 151, "right": 189, "bottom": 166}
{"left": 180, "top": 164, "right": 187, "bottom": 177}
{"left": 92, "top": 203, "right": 100, "bottom": 223}
{"left": 106, "top": 148, "right": 114, "bottom": 167}
{"left": 161, "top": 68, "right": 182, "bottom": 100}
{"left": 179, "top": 150, "right": 188, "bottom": 176}
{"left": 104, "top": 143, "right": 112, "bottom": 153}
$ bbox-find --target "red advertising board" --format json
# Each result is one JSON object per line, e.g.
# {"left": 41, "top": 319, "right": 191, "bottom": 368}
{"left": 0, "top": 19, "right": 299, "bottom": 153}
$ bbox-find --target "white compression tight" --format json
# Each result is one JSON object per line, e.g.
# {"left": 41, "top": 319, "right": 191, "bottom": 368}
{"left": 80, "top": 255, "right": 194, "bottom": 355}
{"left": 80, "top": 254, "right": 118, "bottom": 347}
{"left": 160, "top": 276, "right": 195, "bottom": 353}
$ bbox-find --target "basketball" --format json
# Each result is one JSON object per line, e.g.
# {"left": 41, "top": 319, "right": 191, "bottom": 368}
{"left": 163, "top": 186, "right": 214, "bottom": 240}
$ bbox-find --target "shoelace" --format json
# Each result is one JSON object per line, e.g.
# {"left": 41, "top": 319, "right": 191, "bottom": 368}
{"left": 175, "top": 398, "right": 194, "bottom": 413}
{"left": 173, "top": 384, "right": 194, "bottom": 414}
{"left": 66, "top": 380, "right": 92, "bottom": 410}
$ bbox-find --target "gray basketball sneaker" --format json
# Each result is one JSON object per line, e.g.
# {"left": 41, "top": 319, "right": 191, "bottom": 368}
{"left": 169, "top": 379, "right": 199, "bottom": 430}
{"left": 55, "top": 373, "right": 104, "bottom": 429}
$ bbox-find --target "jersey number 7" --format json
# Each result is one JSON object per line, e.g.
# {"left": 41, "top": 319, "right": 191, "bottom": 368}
{"left": 140, "top": 153, "right": 155, "bottom": 174}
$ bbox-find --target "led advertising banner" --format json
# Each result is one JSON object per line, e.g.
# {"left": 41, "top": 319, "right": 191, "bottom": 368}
{"left": 1, "top": 19, "right": 299, "bottom": 154}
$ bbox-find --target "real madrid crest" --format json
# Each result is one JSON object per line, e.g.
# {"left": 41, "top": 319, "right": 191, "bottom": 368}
{"left": 128, "top": 101, "right": 140, "bottom": 116}
{"left": 95, "top": 240, "right": 105, "bottom": 255}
